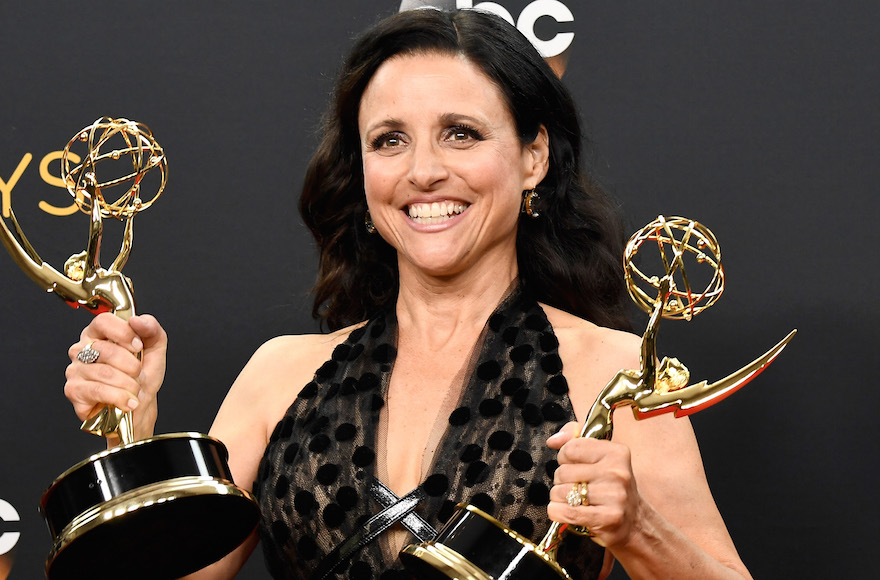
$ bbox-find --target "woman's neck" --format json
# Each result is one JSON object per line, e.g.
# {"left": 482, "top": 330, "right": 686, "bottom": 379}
{"left": 394, "top": 261, "right": 518, "bottom": 351}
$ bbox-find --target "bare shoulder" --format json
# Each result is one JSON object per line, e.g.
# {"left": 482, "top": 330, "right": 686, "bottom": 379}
{"left": 214, "top": 323, "right": 362, "bottom": 441}
{"left": 234, "top": 324, "right": 359, "bottom": 399}
{"left": 245, "top": 325, "right": 357, "bottom": 381}
{"left": 540, "top": 304, "right": 641, "bottom": 421}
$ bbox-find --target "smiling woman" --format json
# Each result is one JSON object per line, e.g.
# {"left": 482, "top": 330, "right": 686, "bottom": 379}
{"left": 61, "top": 8, "right": 754, "bottom": 580}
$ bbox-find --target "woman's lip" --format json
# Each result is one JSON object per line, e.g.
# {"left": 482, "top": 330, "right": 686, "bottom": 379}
{"left": 402, "top": 206, "right": 467, "bottom": 229}
{"left": 405, "top": 200, "right": 470, "bottom": 219}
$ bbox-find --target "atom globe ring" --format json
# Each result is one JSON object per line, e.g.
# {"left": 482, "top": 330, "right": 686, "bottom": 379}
{"left": 61, "top": 117, "right": 168, "bottom": 220}
{"left": 624, "top": 216, "right": 725, "bottom": 321}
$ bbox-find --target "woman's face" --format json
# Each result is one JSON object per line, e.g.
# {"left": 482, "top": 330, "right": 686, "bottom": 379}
{"left": 358, "top": 52, "right": 548, "bottom": 280}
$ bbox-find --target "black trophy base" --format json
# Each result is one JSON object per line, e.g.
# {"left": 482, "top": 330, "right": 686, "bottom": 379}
{"left": 400, "top": 504, "right": 569, "bottom": 580}
{"left": 40, "top": 433, "right": 260, "bottom": 580}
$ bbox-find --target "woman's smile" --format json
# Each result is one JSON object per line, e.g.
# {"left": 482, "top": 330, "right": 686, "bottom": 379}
{"left": 406, "top": 201, "right": 469, "bottom": 225}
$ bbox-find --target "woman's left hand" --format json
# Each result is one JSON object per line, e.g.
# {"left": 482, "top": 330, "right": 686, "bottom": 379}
{"left": 546, "top": 421, "right": 644, "bottom": 549}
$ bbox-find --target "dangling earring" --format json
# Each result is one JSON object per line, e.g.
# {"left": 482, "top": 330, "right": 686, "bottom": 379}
{"left": 521, "top": 189, "right": 540, "bottom": 218}
{"left": 365, "top": 209, "right": 377, "bottom": 234}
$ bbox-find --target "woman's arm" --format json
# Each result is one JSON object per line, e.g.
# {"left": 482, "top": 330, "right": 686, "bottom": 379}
{"left": 548, "top": 414, "right": 751, "bottom": 579}
{"left": 546, "top": 307, "right": 752, "bottom": 579}
{"left": 182, "top": 330, "right": 354, "bottom": 579}
{"left": 180, "top": 337, "right": 301, "bottom": 579}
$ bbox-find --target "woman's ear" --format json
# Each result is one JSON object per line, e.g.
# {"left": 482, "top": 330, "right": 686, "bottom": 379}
{"left": 524, "top": 125, "right": 550, "bottom": 188}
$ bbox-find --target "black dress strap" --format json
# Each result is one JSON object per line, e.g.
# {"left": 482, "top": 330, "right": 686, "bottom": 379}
{"left": 311, "top": 483, "right": 430, "bottom": 580}
{"left": 368, "top": 479, "right": 437, "bottom": 542}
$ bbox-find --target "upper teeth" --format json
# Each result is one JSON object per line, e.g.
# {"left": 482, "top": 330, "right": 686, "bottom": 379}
{"left": 408, "top": 201, "right": 467, "bottom": 219}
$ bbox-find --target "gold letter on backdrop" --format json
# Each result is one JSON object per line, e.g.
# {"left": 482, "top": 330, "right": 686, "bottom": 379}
{"left": 0, "top": 154, "right": 32, "bottom": 218}
{"left": 39, "top": 151, "right": 81, "bottom": 216}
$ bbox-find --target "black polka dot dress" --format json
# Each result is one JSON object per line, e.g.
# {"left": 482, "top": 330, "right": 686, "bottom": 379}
{"left": 254, "top": 288, "right": 605, "bottom": 579}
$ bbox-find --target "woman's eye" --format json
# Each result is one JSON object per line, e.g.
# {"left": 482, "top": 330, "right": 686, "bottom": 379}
{"left": 370, "top": 132, "right": 405, "bottom": 150}
{"left": 445, "top": 125, "right": 483, "bottom": 144}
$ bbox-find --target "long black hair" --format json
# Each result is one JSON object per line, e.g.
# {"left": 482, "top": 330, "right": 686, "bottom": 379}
{"left": 300, "top": 9, "right": 630, "bottom": 331}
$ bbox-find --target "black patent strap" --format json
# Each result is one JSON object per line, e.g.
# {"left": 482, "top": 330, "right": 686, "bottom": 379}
{"left": 368, "top": 479, "right": 437, "bottom": 542}
{"left": 311, "top": 483, "right": 433, "bottom": 580}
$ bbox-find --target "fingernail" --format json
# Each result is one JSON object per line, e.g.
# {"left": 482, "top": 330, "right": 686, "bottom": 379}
{"left": 548, "top": 428, "right": 566, "bottom": 442}
{"left": 128, "top": 398, "right": 140, "bottom": 410}
{"left": 132, "top": 337, "right": 143, "bottom": 351}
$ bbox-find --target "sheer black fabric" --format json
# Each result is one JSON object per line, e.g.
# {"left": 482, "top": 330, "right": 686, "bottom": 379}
{"left": 254, "top": 288, "right": 605, "bottom": 579}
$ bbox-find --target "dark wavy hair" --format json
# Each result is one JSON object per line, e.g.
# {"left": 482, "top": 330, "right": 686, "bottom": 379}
{"left": 300, "top": 9, "right": 630, "bottom": 332}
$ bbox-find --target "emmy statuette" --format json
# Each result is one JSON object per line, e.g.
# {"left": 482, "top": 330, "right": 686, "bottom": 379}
{"left": 0, "top": 118, "right": 259, "bottom": 580}
{"left": 399, "top": 216, "right": 796, "bottom": 580}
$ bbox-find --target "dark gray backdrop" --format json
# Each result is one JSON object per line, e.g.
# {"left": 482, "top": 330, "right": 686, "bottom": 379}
{"left": 0, "top": 1, "right": 876, "bottom": 578}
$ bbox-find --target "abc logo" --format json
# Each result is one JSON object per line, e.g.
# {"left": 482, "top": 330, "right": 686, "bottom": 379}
{"left": 399, "top": 0, "right": 575, "bottom": 58}
{"left": 0, "top": 498, "right": 19, "bottom": 579}
{"left": 0, "top": 499, "right": 19, "bottom": 556}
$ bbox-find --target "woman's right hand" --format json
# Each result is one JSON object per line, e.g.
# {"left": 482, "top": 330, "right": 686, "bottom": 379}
{"left": 64, "top": 313, "right": 167, "bottom": 442}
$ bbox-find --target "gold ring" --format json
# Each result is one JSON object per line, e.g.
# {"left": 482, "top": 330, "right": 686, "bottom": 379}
{"left": 569, "top": 524, "right": 595, "bottom": 537}
{"left": 566, "top": 482, "right": 589, "bottom": 507}
{"left": 76, "top": 342, "right": 100, "bottom": 364}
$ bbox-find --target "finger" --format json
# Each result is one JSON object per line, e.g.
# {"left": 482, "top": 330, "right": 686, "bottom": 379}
{"left": 555, "top": 446, "right": 634, "bottom": 496}
{"left": 549, "top": 481, "right": 592, "bottom": 505}
{"left": 556, "top": 437, "right": 623, "bottom": 467}
{"left": 550, "top": 479, "right": 619, "bottom": 508}
{"left": 546, "top": 501, "right": 606, "bottom": 543}
{"left": 547, "top": 499, "right": 592, "bottom": 522}
{"left": 68, "top": 339, "right": 142, "bottom": 378}
{"left": 80, "top": 312, "right": 143, "bottom": 354}
{"left": 127, "top": 315, "right": 167, "bottom": 397}
{"left": 546, "top": 491, "right": 601, "bottom": 526}
{"left": 66, "top": 358, "right": 142, "bottom": 397}
{"left": 546, "top": 421, "right": 580, "bottom": 449}
{"left": 64, "top": 373, "right": 141, "bottom": 419}
{"left": 553, "top": 460, "right": 598, "bottom": 485}
{"left": 548, "top": 490, "right": 629, "bottom": 547}
{"left": 128, "top": 314, "right": 167, "bottom": 351}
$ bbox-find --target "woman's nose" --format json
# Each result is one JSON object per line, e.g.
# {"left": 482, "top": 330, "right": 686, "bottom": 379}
{"left": 407, "top": 141, "right": 449, "bottom": 190}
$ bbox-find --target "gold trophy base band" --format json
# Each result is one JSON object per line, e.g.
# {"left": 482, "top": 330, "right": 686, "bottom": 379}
{"left": 400, "top": 543, "right": 493, "bottom": 580}
{"left": 47, "top": 475, "right": 255, "bottom": 573}
{"left": 401, "top": 504, "right": 571, "bottom": 580}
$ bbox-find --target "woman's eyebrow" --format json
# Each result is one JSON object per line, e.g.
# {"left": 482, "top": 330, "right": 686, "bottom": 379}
{"left": 362, "top": 117, "right": 405, "bottom": 136}
{"left": 438, "top": 112, "right": 484, "bottom": 126}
